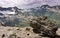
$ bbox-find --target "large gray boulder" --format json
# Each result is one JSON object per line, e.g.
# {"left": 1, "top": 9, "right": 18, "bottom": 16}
{"left": 30, "top": 16, "right": 58, "bottom": 36}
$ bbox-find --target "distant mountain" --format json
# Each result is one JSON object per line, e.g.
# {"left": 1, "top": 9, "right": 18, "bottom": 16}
{"left": 0, "top": 6, "right": 20, "bottom": 11}
{"left": 0, "top": 7, "right": 12, "bottom": 11}
{"left": 40, "top": 5, "right": 60, "bottom": 9}
{"left": 52, "top": 5, "right": 60, "bottom": 9}
{"left": 0, "top": 6, "right": 23, "bottom": 15}
{"left": 1, "top": 5, "right": 60, "bottom": 15}
{"left": 40, "top": 5, "right": 52, "bottom": 8}
{"left": 0, "top": 5, "right": 60, "bottom": 18}
{"left": 0, "top": 13, "right": 4, "bottom": 15}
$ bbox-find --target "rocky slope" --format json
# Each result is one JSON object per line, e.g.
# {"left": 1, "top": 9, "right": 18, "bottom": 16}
{"left": 0, "top": 25, "right": 60, "bottom": 38}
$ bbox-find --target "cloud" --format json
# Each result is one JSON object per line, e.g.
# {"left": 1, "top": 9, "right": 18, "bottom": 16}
{"left": 0, "top": 0, "right": 60, "bottom": 8}
{"left": 0, "top": 0, "right": 36, "bottom": 7}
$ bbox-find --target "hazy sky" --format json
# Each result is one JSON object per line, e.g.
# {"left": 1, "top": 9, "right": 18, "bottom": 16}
{"left": 0, "top": 0, "right": 60, "bottom": 9}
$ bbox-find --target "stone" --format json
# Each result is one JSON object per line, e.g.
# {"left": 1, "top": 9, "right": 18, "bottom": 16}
{"left": 17, "top": 37, "right": 21, "bottom": 38}
{"left": 27, "top": 33, "right": 30, "bottom": 36}
{"left": 2, "top": 34, "right": 5, "bottom": 38}
{"left": 0, "top": 22, "right": 6, "bottom": 26}
{"left": 30, "top": 16, "right": 58, "bottom": 37}
{"left": 26, "top": 28, "right": 30, "bottom": 31}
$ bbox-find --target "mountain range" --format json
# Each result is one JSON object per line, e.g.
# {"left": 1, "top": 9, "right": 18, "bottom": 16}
{"left": 0, "top": 4, "right": 60, "bottom": 15}
{"left": 0, "top": 5, "right": 60, "bottom": 27}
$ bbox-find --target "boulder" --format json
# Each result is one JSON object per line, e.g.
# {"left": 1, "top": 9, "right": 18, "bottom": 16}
{"left": 30, "top": 16, "right": 58, "bottom": 36}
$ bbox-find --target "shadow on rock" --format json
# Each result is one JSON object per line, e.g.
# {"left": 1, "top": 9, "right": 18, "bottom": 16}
{"left": 54, "top": 35, "right": 60, "bottom": 38}
{"left": 39, "top": 34, "right": 60, "bottom": 38}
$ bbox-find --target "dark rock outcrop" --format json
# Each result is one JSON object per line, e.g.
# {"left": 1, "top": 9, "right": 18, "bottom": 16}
{"left": 30, "top": 16, "right": 58, "bottom": 37}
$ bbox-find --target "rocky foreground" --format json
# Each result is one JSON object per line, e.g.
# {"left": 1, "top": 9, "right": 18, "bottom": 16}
{"left": 0, "top": 26, "right": 60, "bottom": 38}
{"left": 0, "top": 16, "right": 60, "bottom": 38}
